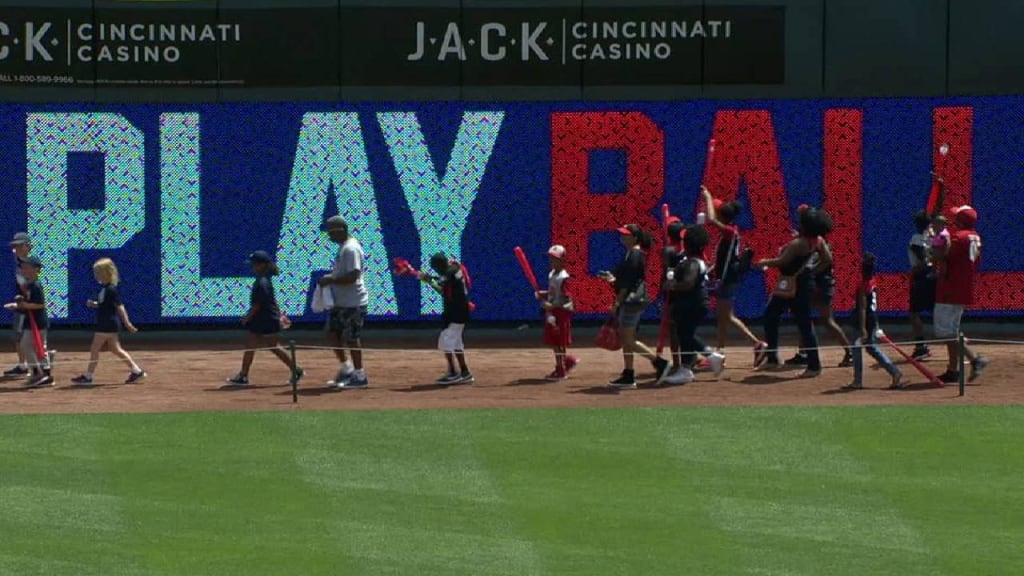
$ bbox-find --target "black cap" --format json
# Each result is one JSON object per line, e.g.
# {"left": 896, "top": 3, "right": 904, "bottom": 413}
{"left": 19, "top": 255, "right": 42, "bottom": 268}
{"left": 8, "top": 232, "right": 30, "bottom": 247}
{"left": 248, "top": 250, "right": 273, "bottom": 264}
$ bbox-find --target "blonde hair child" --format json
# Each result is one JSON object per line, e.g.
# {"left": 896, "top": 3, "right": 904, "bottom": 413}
{"left": 70, "top": 258, "right": 146, "bottom": 385}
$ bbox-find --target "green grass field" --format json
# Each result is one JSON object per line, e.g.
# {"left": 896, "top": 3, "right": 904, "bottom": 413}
{"left": 1, "top": 407, "right": 1022, "bottom": 575}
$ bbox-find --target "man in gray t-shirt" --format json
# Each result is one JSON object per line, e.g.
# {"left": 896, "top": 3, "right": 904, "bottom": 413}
{"left": 317, "top": 216, "right": 370, "bottom": 388}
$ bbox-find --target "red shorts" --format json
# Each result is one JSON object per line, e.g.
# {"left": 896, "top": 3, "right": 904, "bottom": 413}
{"left": 542, "top": 308, "right": 573, "bottom": 348}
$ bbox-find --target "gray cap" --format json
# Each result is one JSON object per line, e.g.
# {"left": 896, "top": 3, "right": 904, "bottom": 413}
{"left": 324, "top": 216, "right": 347, "bottom": 230}
{"left": 8, "top": 232, "right": 30, "bottom": 246}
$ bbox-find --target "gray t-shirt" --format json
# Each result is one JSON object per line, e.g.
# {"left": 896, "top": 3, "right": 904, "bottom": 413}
{"left": 330, "top": 237, "right": 369, "bottom": 308}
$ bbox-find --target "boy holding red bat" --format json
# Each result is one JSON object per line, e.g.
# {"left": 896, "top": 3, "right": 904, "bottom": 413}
{"left": 419, "top": 252, "right": 475, "bottom": 385}
{"left": 535, "top": 245, "right": 578, "bottom": 381}
{"left": 3, "top": 256, "right": 52, "bottom": 387}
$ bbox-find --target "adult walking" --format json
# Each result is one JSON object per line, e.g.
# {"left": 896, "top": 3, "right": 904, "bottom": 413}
{"left": 932, "top": 206, "right": 989, "bottom": 382}
{"left": 601, "top": 224, "right": 670, "bottom": 389}
{"left": 755, "top": 207, "right": 831, "bottom": 378}
{"left": 318, "top": 216, "right": 370, "bottom": 389}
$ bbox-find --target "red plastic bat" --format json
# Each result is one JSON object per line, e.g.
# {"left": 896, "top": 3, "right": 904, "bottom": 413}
{"left": 392, "top": 257, "right": 476, "bottom": 311}
{"left": 513, "top": 246, "right": 540, "bottom": 292}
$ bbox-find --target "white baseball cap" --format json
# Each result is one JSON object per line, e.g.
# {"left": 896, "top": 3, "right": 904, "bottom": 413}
{"left": 548, "top": 245, "right": 566, "bottom": 258}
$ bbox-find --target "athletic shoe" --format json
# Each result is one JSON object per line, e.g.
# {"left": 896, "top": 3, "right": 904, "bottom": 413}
{"left": 889, "top": 370, "right": 905, "bottom": 389}
{"left": 708, "top": 352, "right": 726, "bottom": 377}
{"left": 70, "top": 374, "right": 94, "bottom": 385}
{"left": 754, "top": 361, "right": 783, "bottom": 372}
{"left": 125, "top": 371, "right": 147, "bottom": 384}
{"left": 969, "top": 356, "right": 990, "bottom": 382}
{"left": 436, "top": 373, "right": 461, "bottom": 385}
{"left": 785, "top": 353, "right": 808, "bottom": 366}
{"left": 3, "top": 365, "right": 29, "bottom": 378}
{"left": 798, "top": 369, "right": 821, "bottom": 379}
{"left": 841, "top": 382, "right": 863, "bottom": 390}
{"left": 290, "top": 367, "right": 305, "bottom": 385}
{"left": 609, "top": 371, "right": 637, "bottom": 389}
{"left": 544, "top": 369, "right": 568, "bottom": 381}
{"left": 28, "top": 374, "right": 54, "bottom": 388}
{"left": 328, "top": 367, "right": 354, "bottom": 388}
{"left": 458, "top": 372, "right": 475, "bottom": 385}
{"left": 222, "top": 374, "right": 249, "bottom": 388}
{"left": 692, "top": 357, "right": 712, "bottom": 371}
{"left": 911, "top": 345, "right": 931, "bottom": 360}
{"left": 565, "top": 356, "right": 579, "bottom": 375}
{"left": 838, "top": 349, "right": 853, "bottom": 368}
{"left": 652, "top": 357, "right": 671, "bottom": 385}
{"left": 938, "top": 370, "right": 960, "bottom": 383}
{"left": 341, "top": 373, "right": 369, "bottom": 389}
{"left": 753, "top": 342, "right": 768, "bottom": 367}
{"left": 664, "top": 366, "right": 694, "bottom": 386}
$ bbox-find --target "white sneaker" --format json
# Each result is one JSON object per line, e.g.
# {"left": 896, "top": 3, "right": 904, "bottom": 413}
{"left": 709, "top": 352, "right": 726, "bottom": 377}
{"left": 664, "top": 366, "right": 694, "bottom": 385}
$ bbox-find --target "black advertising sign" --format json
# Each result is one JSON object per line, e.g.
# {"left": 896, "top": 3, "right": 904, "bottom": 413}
{"left": 0, "top": 4, "right": 784, "bottom": 88}
{"left": 347, "top": 6, "right": 785, "bottom": 86}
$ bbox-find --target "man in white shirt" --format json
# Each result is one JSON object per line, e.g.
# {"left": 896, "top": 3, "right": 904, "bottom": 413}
{"left": 318, "top": 216, "right": 370, "bottom": 388}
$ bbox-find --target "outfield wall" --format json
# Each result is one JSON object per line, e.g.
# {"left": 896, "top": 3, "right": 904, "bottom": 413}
{"left": 0, "top": 97, "right": 1020, "bottom": 324}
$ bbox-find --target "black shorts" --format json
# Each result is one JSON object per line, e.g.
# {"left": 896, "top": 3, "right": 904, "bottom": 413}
{"left": 247, "top": 321, "right": 280, "bottom": 336}
{"left": 716, "top": 280, "right": 740, "bottom": 301}
{"left": 909, "top": 275, "right": 936, "bottom": 314}
{"left": 813, "top": 280, "right": 835, "bottom": 306}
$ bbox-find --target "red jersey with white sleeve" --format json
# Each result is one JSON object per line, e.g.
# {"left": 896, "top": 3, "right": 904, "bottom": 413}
{"left": 936, "top": 229, "right": 982, "bottom": 306}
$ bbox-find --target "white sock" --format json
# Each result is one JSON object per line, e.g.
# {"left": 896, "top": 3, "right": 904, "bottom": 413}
{"left": 84, "top": 372, "right": 93, "bottom": 379}
{"left": 342, "top": 361, "right": 354, "bottom": 374}
{"left": 354, "top": 368, "right": 365, "bottom": 378}
{"left": 130, "top": 363, "right": 142, "bottom": 373}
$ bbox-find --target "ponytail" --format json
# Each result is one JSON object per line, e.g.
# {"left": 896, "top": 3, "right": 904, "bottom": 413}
{"left": 636, "top": 229, "right": 652, "bottom": 250}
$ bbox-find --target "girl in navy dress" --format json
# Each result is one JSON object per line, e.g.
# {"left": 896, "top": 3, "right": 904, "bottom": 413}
{"left": 70, "top": 258, "right": 146, "bottom": 385}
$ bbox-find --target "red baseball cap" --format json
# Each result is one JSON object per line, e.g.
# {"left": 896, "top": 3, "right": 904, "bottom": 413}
{"left": 953, "top": 205, "right": 978, "bottom": 228}
{"left": 712, "top": 198, "right": 724, "bottom": 210}
{"left": 797, "top": 203, "right": 810, "bottom": 213}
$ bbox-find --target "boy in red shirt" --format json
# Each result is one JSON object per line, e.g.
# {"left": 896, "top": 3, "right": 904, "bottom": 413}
{"left": 932, "top": 206, "right": 988, "bottom": 382}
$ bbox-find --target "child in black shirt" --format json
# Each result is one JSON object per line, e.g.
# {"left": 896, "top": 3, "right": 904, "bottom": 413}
{"left": 70, "top": 258, "right": 146, "bottom": 385}
{"left": 420, "top": 252, "right": 473, "bottom": 385}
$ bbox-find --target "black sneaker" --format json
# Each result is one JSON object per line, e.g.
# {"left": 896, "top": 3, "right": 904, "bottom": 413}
{"left": 837, "top": 349, "right": 853, "bottom": 368}
{"left": 609, "top": 371, "right": 637, "bottom": 389}
{"left": 125, "top": 371, "right": 147, "bottom": 384}
{"left": 28, "top": 374, "right": 54, "bottom": 388}
{"left": 222, "top": 374, "right": 249, "bottom": 388}
{"left": 652, "top": 357, "right": 671, "bottom": 385}
{"left": 938, "top": 370, "right": 960, "bottom": 383}
{"left": 70, "top": 374, "right": 94, "bottom": 386}
{"left": 458, "top": 372, "right": 475, "bottom": 385}
{"left": 3, "top": 365, "right": 29, "bottom": 378}
{"left": 784, "top": 353, "right": 808, "bottom": 366}
{"left": 436, "top": 372, "right": 461, "bottom": 385}
{"left": 290, "top": 367, "right": 304, "bottom": 385}
{"left": 911, "top": 345, "right": 931, "bottom": 361}
{"left": 969, "top": 356, "right": 990, "bottom": 382}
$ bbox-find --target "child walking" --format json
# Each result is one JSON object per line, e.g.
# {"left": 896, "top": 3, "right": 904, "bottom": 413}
{"left": 667, "top": 226, "right": 725, "bottom": 385}
{"left": 224, "top": 251, "right": 304, "bottom": 388}
{"left": 4, "top": 232, "right": 33, "bottom": 378}
{"left": 3, "top": 256, "right": 52, "bottom": 387}
{"left": 843, "top": 253, "right": 903, "bottom": 390}
{"left": 70, "top": 258, "right": 147, "bottom": 385}
{"left": 420, "top": 252, "right": 474, "bottom": 385}
{"left": 536, "top": 245, "right": 577, "bottom": 381}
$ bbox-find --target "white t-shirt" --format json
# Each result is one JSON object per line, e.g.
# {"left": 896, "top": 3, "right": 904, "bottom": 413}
{"left": 329, "top": 237, "right": 369, "bottom": 308}
{"left": 546, "top": 269, "right": 572, "bottom": 309}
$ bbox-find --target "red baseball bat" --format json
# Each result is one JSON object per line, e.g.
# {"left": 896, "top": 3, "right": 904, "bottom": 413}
{"left": 513, "top": 246, "right": 540, "bottom": 292}
{"left": 657, "top": 203, "right": 673, "bottom": 355}
{"left": 878, "top": 332, "right": 943, "bottom": 387}
{"left": 16, "top": 292, "right": 46, "bottom": 365}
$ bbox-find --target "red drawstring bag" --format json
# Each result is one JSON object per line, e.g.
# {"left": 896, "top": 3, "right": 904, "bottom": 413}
{"left": 596, "top": 315, "right": 622, "bottom": 351}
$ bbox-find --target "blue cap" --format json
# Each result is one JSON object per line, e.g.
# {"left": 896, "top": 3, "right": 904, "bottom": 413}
{"left": 248, "top": 250, "right": 273, "bottom": 264}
